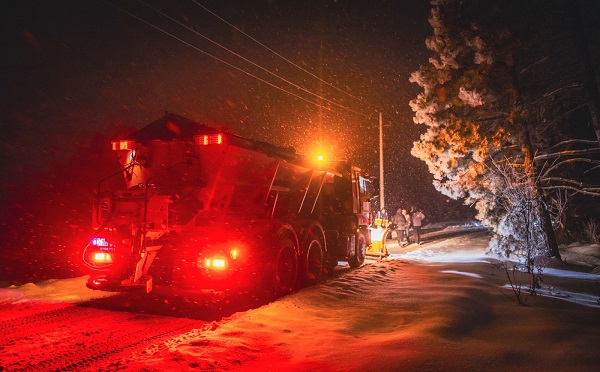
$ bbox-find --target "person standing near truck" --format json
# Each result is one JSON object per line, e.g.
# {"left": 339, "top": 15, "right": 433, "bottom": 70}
{"left": 394, "top": 208, "right": 408, "bottom": 246}
{"left": 412, "top": 208, "right": 426, "bottom": 245}
{"left": 402, "top": 209, "right": 412, "bottom": 245}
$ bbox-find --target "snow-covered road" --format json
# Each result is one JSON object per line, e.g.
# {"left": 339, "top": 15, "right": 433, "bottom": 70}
{"left": 2, "top": 225, "right": 600, "bottom": 371}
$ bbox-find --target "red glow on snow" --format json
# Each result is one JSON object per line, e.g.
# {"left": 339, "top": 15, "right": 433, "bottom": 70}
{"left": 166, "top": 121, "right": 182, "bottom": 134}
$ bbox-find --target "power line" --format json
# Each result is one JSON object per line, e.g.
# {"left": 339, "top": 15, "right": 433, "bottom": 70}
{"left": 110, "top": 4, "right": 313, "bottom": 106}
{"left": 135, "top": 0, "right": 375, "bottom": 120}
{"left": 107, "top": 1, "right": 373, "bottom": 119}
{"left": 190, "top": 0, "right": 381, "bottom": 113}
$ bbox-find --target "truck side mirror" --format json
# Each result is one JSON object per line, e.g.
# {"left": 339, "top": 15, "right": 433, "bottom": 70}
{"left": 372, "top": 178, "right": 380, "bottom": 192}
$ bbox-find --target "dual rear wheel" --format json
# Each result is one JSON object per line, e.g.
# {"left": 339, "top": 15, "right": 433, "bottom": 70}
{"left": 269, "top": 226, "right": 366, "bottom": 294}
{"left": 302, "top": 235, "right": 325, "bottom": 286}
{"left": 269, "top": 236, "right": 298, "bottom": 295}
{"left": 348, "top": 232, "right": 367, "bottom": 268}
{"left": 269, "top": 226, "right": 326, "bottom": 294}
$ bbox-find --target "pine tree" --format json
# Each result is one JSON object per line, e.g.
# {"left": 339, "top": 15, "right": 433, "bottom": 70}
{"left": 409, "top": 0, "right": 582, "bottom": 260}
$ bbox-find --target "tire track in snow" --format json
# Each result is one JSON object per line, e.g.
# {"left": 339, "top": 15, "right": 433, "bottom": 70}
{"left": 0, "top": 303, "right": 200, "bottom": 371}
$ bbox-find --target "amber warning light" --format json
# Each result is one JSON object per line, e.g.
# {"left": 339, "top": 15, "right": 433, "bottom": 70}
{"left": 203, "top": 248, "right": 240, "bottom": 270}
{"left": 194, "top": 134, "right": 224, "bottom": 145}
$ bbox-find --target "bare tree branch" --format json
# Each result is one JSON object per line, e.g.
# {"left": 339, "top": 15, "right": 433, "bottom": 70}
{"left": 535, "top": 148, "right": 600, "bottom": 161}
{"left": 540, "top": 157, "right": 600, "bottom": 177}
{"left": 542, "top": 185, "right": 600, "bottom": 197}
{"left": 544, "top": 139, "right": 599, "bottom": 151}
{"left": 530, "top": 84, "right": 584, "bottom": 105}
{"left": 542, "top": 177, "right": 584, "bottom": 187}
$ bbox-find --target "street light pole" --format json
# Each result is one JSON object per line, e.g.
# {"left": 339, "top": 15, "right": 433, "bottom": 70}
{"left": 379, "top": 111, "right": 385, "bottom": 211}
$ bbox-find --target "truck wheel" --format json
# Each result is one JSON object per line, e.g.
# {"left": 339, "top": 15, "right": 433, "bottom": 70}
{"left": 301, "top": 236, "right": 324, "bottom": 286}
{"left": 348, "top": 232, "right": 366, "bottom": 268}
{"left": 268, "top": 236, "right": 298, "bottom": 295}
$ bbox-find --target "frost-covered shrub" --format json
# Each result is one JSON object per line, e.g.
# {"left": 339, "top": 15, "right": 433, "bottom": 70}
{"left": 484, "top": 159, "right": 552, "bottom": 264}
{"left": 487, "top": 201, "right": 550, "bottom": 262}
{"left": 583, "top": 219, "right": 600, "bottom": 244}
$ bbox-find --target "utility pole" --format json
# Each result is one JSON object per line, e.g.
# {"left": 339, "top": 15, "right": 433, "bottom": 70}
{"left": 379, "top": 111, "right": 385, "bottom": 211}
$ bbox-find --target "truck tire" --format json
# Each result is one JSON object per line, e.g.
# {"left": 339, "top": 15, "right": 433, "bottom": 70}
{"left": 268, "top": 236, "right": 298, "bottom": 295}
{"left": 348, "top": 232, "right": 366, "bottom": 268}
{"left": 301, "top": 234, "right": 324, "bottom": 286}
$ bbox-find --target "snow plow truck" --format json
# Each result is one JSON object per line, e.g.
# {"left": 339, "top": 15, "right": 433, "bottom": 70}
{"left": 83, "top": 113, "right": 376, "bottom": 295}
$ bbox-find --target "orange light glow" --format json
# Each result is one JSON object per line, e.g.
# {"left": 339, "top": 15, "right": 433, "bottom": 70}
{"left": 306, "top": 139, "right": 337, "bottom": 165}
{"left": 93, "top": 252, "right": 113, "bottom": 263}
{"left": 230, "top": 249, "right": 238, "bottom": 260}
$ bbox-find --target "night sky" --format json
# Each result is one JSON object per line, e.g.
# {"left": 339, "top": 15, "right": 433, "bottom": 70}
{"left": 2, "top": 0, "right": 456, "bottom": 214}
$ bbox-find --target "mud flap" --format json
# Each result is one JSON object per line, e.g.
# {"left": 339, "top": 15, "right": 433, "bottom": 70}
{"left": 144, "top": 275, "right": 153, "bottom": 293}
{"left": 133, "top": 245, "right": 161, "bottom": 289}
{"left": 347, "top": 234, "right": 356, "bottom": 258}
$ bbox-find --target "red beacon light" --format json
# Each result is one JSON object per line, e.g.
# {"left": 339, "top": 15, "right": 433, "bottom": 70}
{"left": 194, "top": 134, "right": 224, "bottom": 146}
{"left": 111, "top": 140, "right": 135, "bottom": 151}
